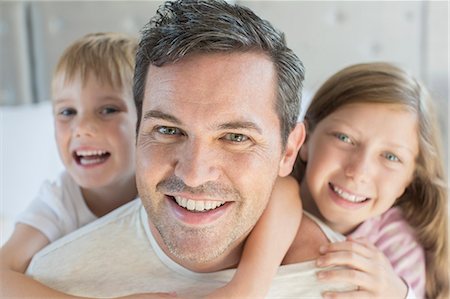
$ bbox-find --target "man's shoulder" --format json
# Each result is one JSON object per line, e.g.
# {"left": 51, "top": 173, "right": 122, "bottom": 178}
{"left": 282, "top": 213, "right": 330, "bottom": 264}
{"left": 27, "top": 199, "right": 142, "bottom": 271}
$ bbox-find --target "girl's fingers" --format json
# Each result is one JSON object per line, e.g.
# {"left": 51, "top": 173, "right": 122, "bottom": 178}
{"left": 322, "top": 289, "right": 370, "bottom": 299}
{"left": 316, "top": 247, "right": 373, "bottom": 272}
{"left": 320, "top": 238, "right": 374, "bottom": 259}
{"left": 318, "top": 268, "right": 368, "bottom": 285}
{"left": 317, "top": 268, "right": 375, "bottom": 293}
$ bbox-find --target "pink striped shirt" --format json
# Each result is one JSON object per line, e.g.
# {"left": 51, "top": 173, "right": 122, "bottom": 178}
{"left": 349, "top": 207, "right": 425, "bottom": 298}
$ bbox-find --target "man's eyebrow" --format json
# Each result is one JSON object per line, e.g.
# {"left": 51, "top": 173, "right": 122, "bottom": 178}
{"left": 142, "top": 110, "right": 182, "bottom": 125}
{"left": 218, "top": 121, "right": 262, "bottom": 134}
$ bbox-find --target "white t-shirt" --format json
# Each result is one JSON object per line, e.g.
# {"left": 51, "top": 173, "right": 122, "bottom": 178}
{"left": 16, "top": 171, "right": 97, "bottom": 242}
{"left": 26, "top": 199, "right": 354, "bottom": 298}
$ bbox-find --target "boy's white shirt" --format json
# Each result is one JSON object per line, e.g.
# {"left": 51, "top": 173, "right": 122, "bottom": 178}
{"left": 26, "top": 199, "right": 356, "bottom": 298}
{"left": 16, "top": 171, "right": 97, "bottom": 242}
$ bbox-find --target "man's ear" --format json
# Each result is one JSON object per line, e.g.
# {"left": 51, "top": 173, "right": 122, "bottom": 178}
{"left": 278, "top": 122, "right": 306, "bottom": 177}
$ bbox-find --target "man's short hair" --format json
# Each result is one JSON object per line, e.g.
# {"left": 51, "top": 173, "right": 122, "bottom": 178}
{"left": 133, "top": 0, "right": 304, "bottom": 146}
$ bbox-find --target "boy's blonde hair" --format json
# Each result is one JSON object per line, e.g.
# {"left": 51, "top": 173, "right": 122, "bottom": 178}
{"left": 52, "top": 32, "right": 137, "bottom": 95}
{"left": 293, "top": 62, "right": 448, "bottom": 299}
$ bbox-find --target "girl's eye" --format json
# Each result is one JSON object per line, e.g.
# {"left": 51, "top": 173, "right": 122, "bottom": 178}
{"left": 157, "top": 126, "right": 182, "bottom": 135}
{"left": 335, "top": 133, "right": 352, "bottom": 144}
{"left": 384, "top": 152, "right": 400, "bottom": 162}
{"left": 58, "top": 108, "right": 76, "bottom": 117}
{"left": 223, "top": 133, "right": 249, "bottom": 143}
{"left": 101, "top": 107, "right": 119, "bottom": 115}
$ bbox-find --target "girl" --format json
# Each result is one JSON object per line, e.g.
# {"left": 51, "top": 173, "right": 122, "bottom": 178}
{"left": 292, "top": 62, "right": 448, "bottom": 299}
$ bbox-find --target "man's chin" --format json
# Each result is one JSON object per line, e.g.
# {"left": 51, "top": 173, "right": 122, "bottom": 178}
{"left": 165, "top": 233, "right": 229, "bottom": 264}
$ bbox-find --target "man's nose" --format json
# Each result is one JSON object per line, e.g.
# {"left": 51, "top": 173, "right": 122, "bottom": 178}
{"left": 73, "top": 114, "right": 98, "bottom": 138}
{"left": 174, "top": 139, "right": 221, "bottom": 188}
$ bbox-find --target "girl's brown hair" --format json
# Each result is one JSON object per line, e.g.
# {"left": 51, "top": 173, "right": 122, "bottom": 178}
{"left": 293, "top": 62, "right": 448, "bottom": 299}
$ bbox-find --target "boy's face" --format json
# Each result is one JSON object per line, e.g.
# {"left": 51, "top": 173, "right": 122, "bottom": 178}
{"left": 52, "top": 72, "right": 137, "bottom": 193}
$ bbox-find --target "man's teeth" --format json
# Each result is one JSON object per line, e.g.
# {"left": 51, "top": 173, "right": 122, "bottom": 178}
{"left": 174, "top": 196, "right": 225, "bottom": 212}
{"left": 332, "top": 185, "right": 367, "bottom": 203}
{"left": 76, "top": 150, "right": 108, "bottom": 157}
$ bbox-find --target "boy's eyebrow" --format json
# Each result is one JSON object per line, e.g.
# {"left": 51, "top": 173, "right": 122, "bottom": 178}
{"left": 53, "top": 95, "right": 125, "bottom": 103}
{"left": 143, "top": 110, "right": 182, "bottom": 125}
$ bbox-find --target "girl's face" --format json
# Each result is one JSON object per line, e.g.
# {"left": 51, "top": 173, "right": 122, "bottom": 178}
{"left": 300, "top": 102, "right": 419, "bottom": 234}
{"left": 52, "top": 72, "right": 137, "bottom": 192}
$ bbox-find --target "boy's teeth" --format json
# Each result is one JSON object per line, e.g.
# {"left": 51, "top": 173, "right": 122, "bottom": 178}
{"left": 76, "top": 150, "right": 107, "bottom": 157}
{"left": 80, "top": 157, "right": 104, "bottom": 165}
{"left": 332, "top": 185, "right": 367, "bottom": 203}
{"left": 174, "top": 196, "right": 225, "bottom": 212}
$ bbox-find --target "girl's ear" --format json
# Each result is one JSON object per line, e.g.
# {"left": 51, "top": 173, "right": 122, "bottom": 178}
{"left": 278, "top": 122, "right": 306, "bottom": 177}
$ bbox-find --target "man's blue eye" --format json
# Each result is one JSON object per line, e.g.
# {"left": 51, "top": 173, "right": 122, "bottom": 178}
{"left": 224, "top": 133, "right": 248, "bottom": 142}
{"left": 157, "top": 126, "right": 181, "bottom": 135}
{"left": 384, "top": 152, "right": 400, "bottom": 162}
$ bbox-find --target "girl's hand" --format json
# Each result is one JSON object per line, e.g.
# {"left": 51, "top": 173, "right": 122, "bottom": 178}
{"left": 117, "top": 292, "right": 179, "bottom": 299}
{"left": 316, "top": 237, "right": 408, "bottom": 299}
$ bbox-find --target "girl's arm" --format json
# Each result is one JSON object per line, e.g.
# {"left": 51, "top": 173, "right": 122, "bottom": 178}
{"left": 207, "top": 175, "right": 302, "bottom": 298}
{"left": 0, "top": 224, "right": 175, "bottom": 299}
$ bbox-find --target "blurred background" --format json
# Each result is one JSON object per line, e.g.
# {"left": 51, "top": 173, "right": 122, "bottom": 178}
{"left": 0, "top": 0, "right": 448, "bottom": 244}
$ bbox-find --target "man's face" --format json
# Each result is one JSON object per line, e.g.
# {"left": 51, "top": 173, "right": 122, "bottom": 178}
{"left": 136, "top": 52, "right": 293, "bottom": 269}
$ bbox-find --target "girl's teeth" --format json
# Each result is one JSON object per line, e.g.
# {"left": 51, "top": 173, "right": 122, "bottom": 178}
{"left": 174, "top": 196, "right": 225, "bottom": 212}
{"left": 332, "top": 185, "right": 367, "bottom": 203}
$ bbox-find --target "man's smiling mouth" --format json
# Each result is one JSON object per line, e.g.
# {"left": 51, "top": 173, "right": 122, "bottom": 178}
{"left": 173, "top": 196, "right": 226, "bottom": 212}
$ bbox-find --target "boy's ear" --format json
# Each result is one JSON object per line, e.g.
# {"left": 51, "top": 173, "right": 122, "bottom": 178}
{"left": 278, "top": 122, "right": 306, "bottom": 177}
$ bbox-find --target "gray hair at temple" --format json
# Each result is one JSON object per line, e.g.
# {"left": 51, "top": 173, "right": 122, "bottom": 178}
{"left": 133, "top": 0, "right": 304, "bottom": 146}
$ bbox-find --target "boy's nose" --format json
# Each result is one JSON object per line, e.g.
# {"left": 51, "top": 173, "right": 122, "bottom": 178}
{"left": 174, "top": 140, "right": 221, "bottom": 188}
{"left": 73, "top": 115, "right": 98, "bottom": 137}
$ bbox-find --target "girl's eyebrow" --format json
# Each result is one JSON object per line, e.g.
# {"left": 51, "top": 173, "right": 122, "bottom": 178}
{"left": 326, "top": 116, "right": 361, "bottom": 132}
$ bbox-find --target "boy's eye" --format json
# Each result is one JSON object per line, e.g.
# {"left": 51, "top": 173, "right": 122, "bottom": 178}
{"left": 223, "top": 133, "right": 249, "bottom": 143}
{"left": 335, "top": 133, "right": 352, "bottom": 144}
{"left": 384, "top": 152, "right": 400, "bottom": 162}
{"left": 157, "top": 126, "right": 182, "bottom": 135}
{"left": 58, "top": 108, "right": 76, "bottom": 117}
{"left": 101, "top": 106, "right": 119, "bottom": 115}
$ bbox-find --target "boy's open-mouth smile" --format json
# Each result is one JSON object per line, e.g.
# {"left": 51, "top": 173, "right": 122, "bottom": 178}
{"left": 73, "top": 149, "right": 111, "bottom": 166}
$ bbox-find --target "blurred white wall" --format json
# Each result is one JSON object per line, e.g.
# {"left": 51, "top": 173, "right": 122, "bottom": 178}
{"left": 0, "top": 0, "right": 448, "bottom": 244}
